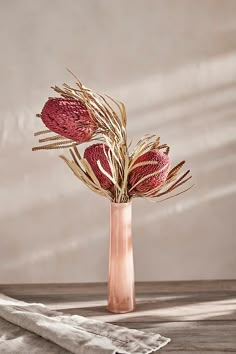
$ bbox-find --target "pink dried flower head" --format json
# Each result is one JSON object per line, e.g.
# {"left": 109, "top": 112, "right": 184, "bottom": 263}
{"left": 84, "top": 143, "right": 113, "bottom": 190}
{"left": 41, "top": 98, "right": 96, "bottom": 143}
{"left": 128, "top": 149, "right": 171, "bottom": 194}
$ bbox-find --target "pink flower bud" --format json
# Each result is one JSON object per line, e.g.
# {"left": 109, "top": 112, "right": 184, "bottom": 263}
{"left": 41, "top": 98, "right": 96, "bottom": 143}
{"left": 84, "top": 144, "right": 113, "bottom": 190}
{"left": 128, "top": 149, "right": 171, "bottom": 194}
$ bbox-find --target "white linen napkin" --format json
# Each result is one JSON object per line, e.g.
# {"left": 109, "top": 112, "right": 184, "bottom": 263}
{"left": 0, "top": 294, "right": 170, "bottom": 354}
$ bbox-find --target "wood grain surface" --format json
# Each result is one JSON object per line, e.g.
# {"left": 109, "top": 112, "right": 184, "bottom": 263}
{"left": 1, "top": 280, "right": 236, "bottom": 353}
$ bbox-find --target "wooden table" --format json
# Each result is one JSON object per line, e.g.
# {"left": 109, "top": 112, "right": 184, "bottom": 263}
{"left": 1, "top": 280, "right": 236, "bottom": 353}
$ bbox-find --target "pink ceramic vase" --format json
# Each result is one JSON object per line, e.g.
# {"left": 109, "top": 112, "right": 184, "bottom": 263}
{"left": 108, "top": 202, "right": 135, "bottom": 313}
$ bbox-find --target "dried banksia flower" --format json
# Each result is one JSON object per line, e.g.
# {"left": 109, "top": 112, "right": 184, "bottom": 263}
{"left": 84, "top": 143, "right": 113, "bottom": 190}
{"left": 41, "top": 98, "right": 96, "bottom": 143}
{"left": 33, "top": 74, "right": 192, "bottom": 202}
{"left": 128, "top": 149, "right": 171, "bottom": 194}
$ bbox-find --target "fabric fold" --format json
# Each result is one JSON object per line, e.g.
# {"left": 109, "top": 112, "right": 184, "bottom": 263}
{"left": 0, "top": 294, "right": 170, "bottom": 354}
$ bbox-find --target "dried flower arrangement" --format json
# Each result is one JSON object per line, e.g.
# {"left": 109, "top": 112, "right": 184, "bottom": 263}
{"left": 33, "top": 72, "right": 193, "bottom": 314}
{"left": 33, "top": 73, "right": 192, "bottom": 203}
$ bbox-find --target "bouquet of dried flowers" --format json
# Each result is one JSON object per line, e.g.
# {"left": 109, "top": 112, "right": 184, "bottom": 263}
{"left": 33, "top": 72, "right": 192, "bottom": 203}
{"left": 33, "top": 71, "right": 193, "bottom": 314}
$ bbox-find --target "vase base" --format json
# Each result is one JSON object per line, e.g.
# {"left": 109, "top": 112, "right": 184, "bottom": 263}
{"left": 107, "top": 306, "right": 135, "bottom": 314}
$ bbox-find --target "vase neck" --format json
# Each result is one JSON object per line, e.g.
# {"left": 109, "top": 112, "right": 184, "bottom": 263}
{"left": 110, "top": 202, "right": 132, "bottom": 239}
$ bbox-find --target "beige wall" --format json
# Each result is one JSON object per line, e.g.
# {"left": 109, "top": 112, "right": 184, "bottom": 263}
{"left": 0, "top": 0, "right": 236, "bottom": 283}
